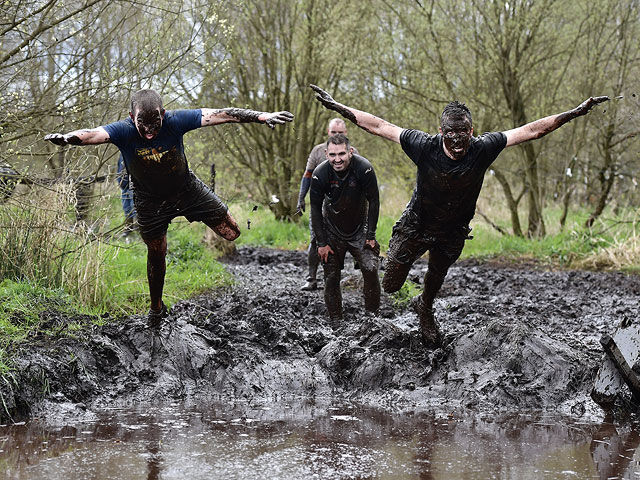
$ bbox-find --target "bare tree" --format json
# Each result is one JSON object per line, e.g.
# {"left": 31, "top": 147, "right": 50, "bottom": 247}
{"left": 195, "top": 0, "right": 371, "bottom": 219}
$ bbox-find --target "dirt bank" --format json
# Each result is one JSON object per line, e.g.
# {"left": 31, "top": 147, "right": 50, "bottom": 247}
{"left": 2, "top": 247, "right": 638, "bottom": 424}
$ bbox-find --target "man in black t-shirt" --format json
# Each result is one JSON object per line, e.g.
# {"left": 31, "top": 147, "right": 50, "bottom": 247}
{"left": 311, "top": 84, "right": 608, "bottom": 347}
{"left": 310, "top": 133, "right": 380, "bottom": 324}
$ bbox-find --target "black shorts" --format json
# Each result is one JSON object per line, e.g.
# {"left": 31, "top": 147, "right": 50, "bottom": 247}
{"left": 386, "top": 210, "right": 469, "bottom": 266}
{"left": 134, "top": 171, "right": 228, "bottom": 240}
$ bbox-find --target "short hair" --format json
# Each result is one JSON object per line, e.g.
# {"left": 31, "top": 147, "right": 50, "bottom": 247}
{"left": 130, "top": 89, "right": 163, "bottom": 114}
{"left": 441, "top": 101, "right": 472, "bottom": 127}
{"left": 326, "top": 133, "right": 350, "bottom": 149}
{"left": 328, "top": 118, "right": 346, "bottom": 129}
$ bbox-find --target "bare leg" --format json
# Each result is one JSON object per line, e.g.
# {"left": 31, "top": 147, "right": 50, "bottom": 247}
{"left": 143, "top": 234, "right": 168, "bottom": 312}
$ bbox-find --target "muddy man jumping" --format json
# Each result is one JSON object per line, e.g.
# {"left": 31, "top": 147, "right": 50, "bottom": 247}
{"left": 311, "top": 84, "right": 608, "bottom": 347}
{"left": 310, "top": 133, "right": 380, "bottom": 324}
{"left": 45, "top": 89, "right": 293, "bottom": 326}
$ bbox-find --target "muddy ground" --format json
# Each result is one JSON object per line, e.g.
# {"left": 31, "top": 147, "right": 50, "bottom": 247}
{"left": 2, "top": 247, "right": 639, "bottom": 424}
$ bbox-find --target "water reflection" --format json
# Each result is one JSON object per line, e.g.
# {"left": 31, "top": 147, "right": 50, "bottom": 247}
{"left": 1, "top": 401, "right": 639, "bottom": 479}
{"left": 590, "top": 416, "right": 640, "bottom": 480}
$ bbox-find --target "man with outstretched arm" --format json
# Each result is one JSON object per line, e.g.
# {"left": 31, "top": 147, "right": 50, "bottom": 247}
{"left": 310, "top": 83, "right": 608, "bottom": 347}
{"left": 310, "top": 133, "right": 380, "bottom": 325}
{"left": 46, "top": 88, "right": 293, "bottom": 326}
{"left": 296, "top": 118, "right": 359, "bottom": 291}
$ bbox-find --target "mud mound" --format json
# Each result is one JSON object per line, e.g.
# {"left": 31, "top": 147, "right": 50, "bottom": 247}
{"left": 1, "top": 247, "right": 638, "bottom": 423}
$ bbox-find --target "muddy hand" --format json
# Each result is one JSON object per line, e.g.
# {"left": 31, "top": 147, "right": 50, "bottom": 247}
{"left": 575, "top": 96, "right": 610, "bottom": 116}
{"left": 317, "top": 245, "right": 333, "bottom": 263}
{"left": 44, "top": 133, "right": 68, "bottom": 146}
{"left": 296, "top": 197, "right": 305, "bottom": 216}
{"left": 365, "top": 239, "right": 380, "bottom": 257}
{"left": 310, "top": 84, "right": 339, "bottom": 111}
{"left": 265, "top": 111, "right": 294, "bottom": 129}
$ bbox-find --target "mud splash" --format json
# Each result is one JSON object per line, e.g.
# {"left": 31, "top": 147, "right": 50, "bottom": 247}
{"left": 1, "top": 247, "right": 638, "bottom": 424}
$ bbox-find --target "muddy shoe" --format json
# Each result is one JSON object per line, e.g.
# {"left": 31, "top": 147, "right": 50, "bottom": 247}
{"left": 147, "top": 302, "right": 169, "bottom": 329}
{"left": 412, "top": 296, "right": 442, "bottom": 348}
{"left": 328, "top": 314, "right": 343, "bottom": 331}
{"left": 301, "top": 280, "right": 318, "bottom": 291}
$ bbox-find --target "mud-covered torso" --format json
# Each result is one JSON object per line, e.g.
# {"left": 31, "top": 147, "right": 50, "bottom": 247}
{"left": 103, "top": 110, "right": 202, "bottom": 198}
{"left": 400, "top": 129, "right": 506, "bottom": 234}
{"left": 310, "top": 154, "right": 378, "bottom": 241}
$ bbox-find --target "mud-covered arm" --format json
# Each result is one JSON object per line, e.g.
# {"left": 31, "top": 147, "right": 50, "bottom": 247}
{"left": 309, "top": 176, "right": 328, "bottom": 247}
{"left": 504, "top": 96, "right": 609, "bottom": 147}
{"left": 310, "top": 84, "right": 403, "bottom": 144}
{"left": 44, "top": 127, "right": 110, "bottom": 146}
{"left": 296, "top": 171, "right": 313, "bottom": 214}
{"left": 200, "top": 108, "right": 294, "bottom": 129}
{"left": 364, "top": 171, "right": 380, "bottom": 241}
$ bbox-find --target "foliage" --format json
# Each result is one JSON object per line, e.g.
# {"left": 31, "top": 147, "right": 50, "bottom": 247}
{"left": 390, "top": 280, "right": 422, "bottom": 307}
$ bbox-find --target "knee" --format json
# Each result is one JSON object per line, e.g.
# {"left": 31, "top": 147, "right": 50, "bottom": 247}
{"left": 225, "top": 230, "right": 240, "bottom": 241}
{"left": 145, "top": 237, "right": 167, "bottom": 259}
{"left": 323, "top": 267, "right": 340, "bottom": 286}
{"left": 382, "top": 276, "right": 402, "bottom": 293}
{"left": 381, "top": 260, "right": 410, "bottom": 293}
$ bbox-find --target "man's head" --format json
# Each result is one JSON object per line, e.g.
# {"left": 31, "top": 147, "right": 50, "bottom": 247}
{"left": 439, "top": 101, "right": 473, "bottom": 161}
{"left": 327, "top": 118, "right": 347, "bottom": 137}
{"left": 129, "top": 89, "right": 165, "bottom": 141}
{"left": 325, "top": 133, "right": 353, "bottom": 173}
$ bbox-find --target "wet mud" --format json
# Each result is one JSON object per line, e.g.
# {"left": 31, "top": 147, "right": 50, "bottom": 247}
{"left": 2, "top": 247, "right": 639, "bottom": 424}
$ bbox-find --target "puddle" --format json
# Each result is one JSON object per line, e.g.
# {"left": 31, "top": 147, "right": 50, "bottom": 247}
{"left": 2, "top": 400, "right": 638, "bottom": 479}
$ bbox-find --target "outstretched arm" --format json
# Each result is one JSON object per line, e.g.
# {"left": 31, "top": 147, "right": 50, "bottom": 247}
{"left": 310, "top": 85, "right": 403, "bottom": 144}
{"left": 200, "top": 108, "right": 293, "bottom": 129}
{"left": 44, "top": 127, "right": 110, "bottom": 146}
{"left": 504, "top": 96, "right": 609, "bottom": 147}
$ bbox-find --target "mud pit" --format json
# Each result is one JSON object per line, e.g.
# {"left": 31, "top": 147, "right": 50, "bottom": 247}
{"left": 2, "top": 247, "right": 639, "bottom": 423}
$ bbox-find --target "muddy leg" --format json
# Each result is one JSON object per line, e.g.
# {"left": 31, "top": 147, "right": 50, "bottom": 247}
{"left": 308, "top": 236, "right": 320, "bottom": 282}
{"left": 323, "top": 254, "right": 343, "bottom": 321}
{"left": 382, "top": 260, "right": 412, "bottom": 293}
{"left": 421, "top": 249, "right": 456, "bottom": 309}
{"left": 205, "top": 212, "right": 241, "bottom": 241}
{"left": 353, "top": 244, "right": 380, "bottom": 314}
{"left": 144, "top": 234, "right": 168, "bottom": 313}
{"left": 302, "top": 237, "right": 320, "bottom": 291}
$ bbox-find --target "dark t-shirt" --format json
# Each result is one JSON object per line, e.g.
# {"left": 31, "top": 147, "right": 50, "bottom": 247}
{"left": 399, "top": 129, "right": 507, "bottom": 233}
{"left": 103, "top": 109, "right": 202, "bottom": 198}
{"left": 310, "top": 154, "right": 379, "bottom": 246}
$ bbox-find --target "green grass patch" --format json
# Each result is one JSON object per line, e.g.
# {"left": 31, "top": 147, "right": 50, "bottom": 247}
{"left": 231, "top": 202, "right": 397, "bottom": 252}
{"left": 99, "top": 222, "right": 233, "bottom": 316}
{"left": 390, "top": 280, "right": 422, "bottom": 307}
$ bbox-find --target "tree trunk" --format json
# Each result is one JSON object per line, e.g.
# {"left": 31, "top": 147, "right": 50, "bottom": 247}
{"left": 492, "top": 167, "right": 524, "bottom": 237}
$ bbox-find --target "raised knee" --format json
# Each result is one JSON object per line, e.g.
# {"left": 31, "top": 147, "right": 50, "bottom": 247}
{"left": 382, "top": 276, "right": 403, "bottom": 293}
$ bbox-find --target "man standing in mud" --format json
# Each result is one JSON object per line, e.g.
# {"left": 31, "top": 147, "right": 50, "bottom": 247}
{"left": 296, "top": 118, "right": 359, "bottom": 291}
{"left": 45, "top": 89, "right": 293, "bottom": 325}
{"left": 311, "top": 84, "right": 608, "bottom": 347}
{"left": 310, "top": 133, "right": 380, "bottom": 324}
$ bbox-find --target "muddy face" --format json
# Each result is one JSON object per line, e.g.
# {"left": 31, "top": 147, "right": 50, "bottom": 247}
{"left": 132, "top": 108, "right": 164, "bottom": 140}
{"left": 440, "top": 115, "right": 472, "bottom": 161}
{"left": 326, "top": 142, "right": 353, "bottom": 173}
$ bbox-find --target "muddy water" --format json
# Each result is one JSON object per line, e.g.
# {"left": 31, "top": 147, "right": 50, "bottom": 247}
{"left": 2, "top": 246, "right": 640, "bottom": 478}
{"left": 2, "top": 400, "right": 637, "bottom": 480}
